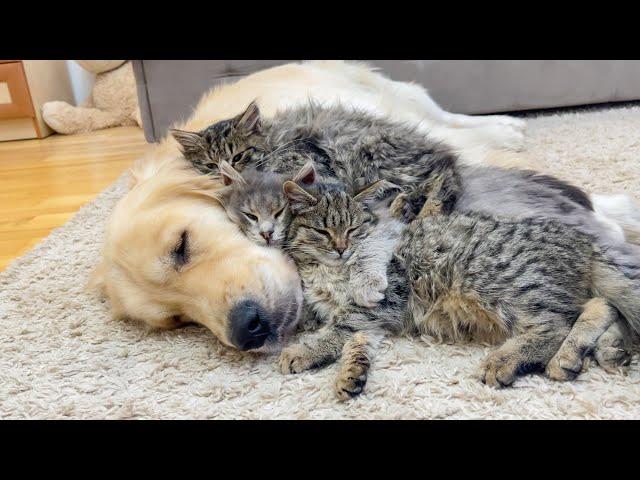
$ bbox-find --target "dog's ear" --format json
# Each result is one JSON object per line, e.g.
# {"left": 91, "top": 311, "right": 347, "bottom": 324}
{"left": 234, "top": 100, "right": 261, "bottom": 133}
{"left": 353, "top": 180, "right": 401, "bottom": 204}
{"left": 171, "top": 129, "right": 206, "bottom": 156}
{"left": 283, "top": 180, "right": 318, "bottom": 212}
{"left": 218, "top": 160, "right": 247, "bottom": 187}
{"left": 292, "top": 161, "right": 316, "bottom": 185}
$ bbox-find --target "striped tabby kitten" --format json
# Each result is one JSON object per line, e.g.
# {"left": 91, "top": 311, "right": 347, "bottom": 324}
{"left": 280, "top": 180, "right": 640, "bottom": 397}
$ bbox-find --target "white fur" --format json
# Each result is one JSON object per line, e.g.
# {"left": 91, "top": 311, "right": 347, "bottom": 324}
{"left": 592, "top": 193, "right": 640, "bottom": 244}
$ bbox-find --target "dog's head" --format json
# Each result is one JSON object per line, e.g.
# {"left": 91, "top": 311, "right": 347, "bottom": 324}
{"left": 91, "top": 157, "right": 302, "bottom": 352}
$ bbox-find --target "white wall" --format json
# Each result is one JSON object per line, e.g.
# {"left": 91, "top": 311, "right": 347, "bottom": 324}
{"left": 65, "top": 61, "right": 95, "bottom": 105}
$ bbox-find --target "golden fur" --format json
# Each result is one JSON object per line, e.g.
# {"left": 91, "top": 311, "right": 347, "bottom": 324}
{"left": 92, "top": 160, "right": 301, "bottom": 346}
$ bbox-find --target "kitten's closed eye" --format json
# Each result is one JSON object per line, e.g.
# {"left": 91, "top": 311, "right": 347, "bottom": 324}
{"left": 311, "top": 227, "right": 332, "bottom": 240}
{"left": 274, "top": 207, "right": 285, "bottom": 219}
{"left": 243, "top": 211, "right": 258, "bottom": 222}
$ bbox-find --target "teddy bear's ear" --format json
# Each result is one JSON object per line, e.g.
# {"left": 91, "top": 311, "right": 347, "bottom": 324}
{"left": 170, "top": 129, "right": 205, "bottom": 156}
{"left": 234, "top": 100, "right": 261, "bottom": 133}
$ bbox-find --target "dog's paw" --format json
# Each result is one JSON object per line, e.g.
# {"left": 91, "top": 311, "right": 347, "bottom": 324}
{"left": 482, "top": 124, "right": 526, "bottom": 152}
{"left": 485, "top": 115, "right": 527, "bottom": 131}
{"left": 351, "top": 273, "right": 387, "bottom": 308}
{"left": 278, "top": 344, "right": 315, "bottom": 374}
{"left": 334, "top": 358, "right": 369, "bottom": 401}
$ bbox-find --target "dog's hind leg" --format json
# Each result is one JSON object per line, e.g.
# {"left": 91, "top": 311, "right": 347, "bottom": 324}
{"left": 546, "top": 298, "right": 618, "bottom": 381}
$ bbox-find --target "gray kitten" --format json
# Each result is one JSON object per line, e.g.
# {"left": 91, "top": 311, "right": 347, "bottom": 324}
{"left": 213, "top": 161, "right": 314, "bottom": 247}
{"left": 280, "top": 180, "right": 640, "bottom": 397}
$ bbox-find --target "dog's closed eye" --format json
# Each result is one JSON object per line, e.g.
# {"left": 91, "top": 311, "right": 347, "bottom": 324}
{"left": 172, "top": 231, "right": 190, "bottom": 268}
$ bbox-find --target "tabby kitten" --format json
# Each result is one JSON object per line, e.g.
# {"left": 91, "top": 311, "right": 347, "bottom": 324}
{"left": 279, "top": 180, "right": 640, "bottom": 396}
{"left": 170, "top": 102, "right": 264, "bottom": 173}
{"left": 281, "top": 178, "right": 408, "bottom": 400}
{"left": 171, "top": 101, "right": 265, "bottom": 175}
{"left": 213, "top": 160, "right": 314, "bottom": 247}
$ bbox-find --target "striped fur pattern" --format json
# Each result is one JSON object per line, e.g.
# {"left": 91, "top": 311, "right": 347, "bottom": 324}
{"left": 396, "top": 213, "right": 640, "bottom": 388}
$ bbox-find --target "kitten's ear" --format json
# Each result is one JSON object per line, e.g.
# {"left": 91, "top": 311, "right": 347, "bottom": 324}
{"left": 218, "top": 160, "right": 247, "bottom": 186}
{"left": 234, "top": 100, "right": 262, "bottom": 133}
{"left": 353, "top": 180, "right": 401, "bottom": 204}
{"left": 292, "top": 161, "right": 316, "bottom": 185}
{"left": 170, "top": 129, "right": 205, "bottom": 155}
{"left": 283, "top": 180, "right": 318, "bottom": 212}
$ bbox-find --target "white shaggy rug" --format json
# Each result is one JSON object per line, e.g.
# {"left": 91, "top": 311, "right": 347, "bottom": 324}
{"left": 2, "top": 105, "right": 640, "bottom": 419}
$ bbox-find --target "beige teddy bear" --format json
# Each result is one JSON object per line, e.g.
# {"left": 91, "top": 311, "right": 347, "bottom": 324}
{"left": 42, "top": 60, "right": 142, "bottom": 134}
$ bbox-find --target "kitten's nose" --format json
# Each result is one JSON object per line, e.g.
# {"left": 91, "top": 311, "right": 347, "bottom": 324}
{"left": 261, "top": 231, "right": 273, "bottom": 243}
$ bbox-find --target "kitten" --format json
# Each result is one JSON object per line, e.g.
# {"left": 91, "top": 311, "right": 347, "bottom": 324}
{"left": 281, "top": 178, "right": 408, "bottom": 400}
{"left": 213, "top": 160, "right": 314, "bottom": 247}
{"left": 279, "top": 180, "right": 640, "bottom": 397}
{"left": 171, "top": 101, "right": 265, "bottom": 175}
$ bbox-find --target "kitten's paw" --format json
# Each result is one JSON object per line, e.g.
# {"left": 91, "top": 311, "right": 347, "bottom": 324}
{"left": 334, "top": 356, "right": 369, "bottom": 401}
{"left": 546, "top": 351, "right": 583, "bottom": 382}
{"left": 477, "top": 350, "right": 519, "bottom": 388}
{"left": 278, "top": 344, "right": 316, "bottom": 374}
{"left": 593, "top": 324, "right": 633, "bottom": 371}
{"left": 351, "top": 273, "right": 388, "bottom": 308}
{"left": 594, "top": 343, "right": 632, "bottom": 371}
{"left": 389, "top": 191, "right": 421, "bottom": 223}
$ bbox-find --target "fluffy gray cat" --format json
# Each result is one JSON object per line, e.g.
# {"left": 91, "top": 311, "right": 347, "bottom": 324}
{"left": 174, "top": 101, "right": 639, "bottom": 368}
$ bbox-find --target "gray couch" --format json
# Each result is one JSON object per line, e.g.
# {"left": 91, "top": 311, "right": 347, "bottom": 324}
{"left": 133, "top": 60, "right": 640, "bottom": 143}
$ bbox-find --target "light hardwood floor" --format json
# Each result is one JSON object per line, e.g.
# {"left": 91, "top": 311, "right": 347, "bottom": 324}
{"left": 0, "top": 127, "right": 148, "bottom": 271}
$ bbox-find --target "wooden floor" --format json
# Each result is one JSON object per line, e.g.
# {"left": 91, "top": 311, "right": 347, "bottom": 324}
{"left": 0, "top": 127, "right": 148, "bottom": 271}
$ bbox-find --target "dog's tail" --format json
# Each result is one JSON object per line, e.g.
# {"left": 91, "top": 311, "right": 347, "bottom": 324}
{"left": 593, "top": 255, "right": 640, "bottom": 335}
{"left": 592, "top": 193, "right": 640, "bottom": 245}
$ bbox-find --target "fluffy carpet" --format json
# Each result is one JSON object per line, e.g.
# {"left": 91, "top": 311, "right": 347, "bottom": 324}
{"left": 2, "top": 105, "right": 639, "bottom": 419}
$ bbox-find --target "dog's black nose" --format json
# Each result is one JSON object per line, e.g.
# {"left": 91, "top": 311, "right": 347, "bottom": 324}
{"left": 229, "top": 300, "right": 271, "bottom": 351}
